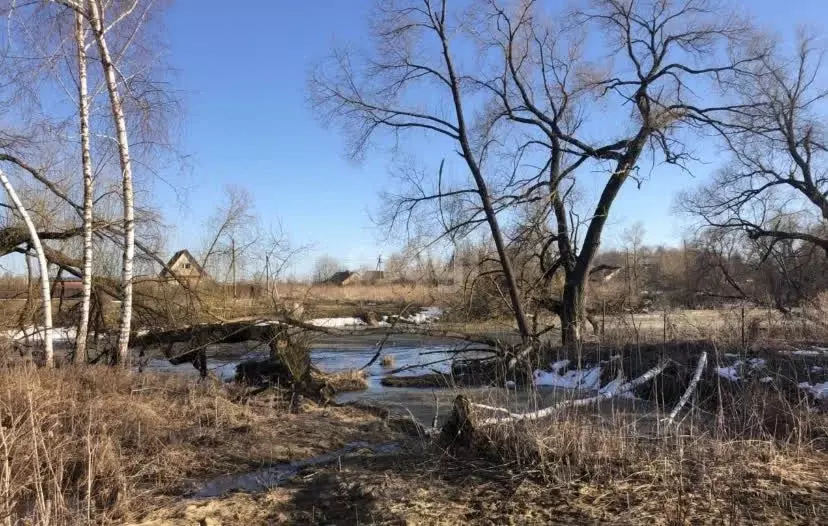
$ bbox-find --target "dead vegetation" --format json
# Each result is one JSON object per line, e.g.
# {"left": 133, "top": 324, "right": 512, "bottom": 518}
{"left": 135, "top": 396, "right": 828, "bottom": 525}
{"left": 0, "top": 365, "right": 391, "bottom": 525}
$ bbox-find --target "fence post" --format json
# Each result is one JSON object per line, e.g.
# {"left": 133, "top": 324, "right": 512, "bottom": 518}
{"left": 741, "top": 306, "right": 746, "bottom": 349}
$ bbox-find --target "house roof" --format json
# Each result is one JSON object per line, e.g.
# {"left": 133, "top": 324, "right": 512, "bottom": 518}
{"left": 159, "top": 249, "right": 208, "bottom": 278}
{"left": 325, "top": 270, "right": 358, "bottom": 285}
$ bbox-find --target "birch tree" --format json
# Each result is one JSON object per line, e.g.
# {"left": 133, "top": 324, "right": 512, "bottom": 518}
{"left": 74, "top": 9, "right": 94, "bottom": 364}
{"left": 0, "top": 169, "right": 53, "bottom": 366}
{"left": 86, "top": 0, "right": 134, "bottom": 365}
{"left": 47, "top": 0, "right": 143, "bottom": 365}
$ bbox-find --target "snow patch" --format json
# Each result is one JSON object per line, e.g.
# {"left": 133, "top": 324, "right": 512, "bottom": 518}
{"left": 533, "top": 363, "right": 602, "bottom": 390}
{"left": 598, "top": 377, "right": 638, "bottom": 399}
{"left": 550, "top": 359, "right": 570, "bottom": 373}
{"left": 715, "top": 357, "right": 767, "bottom": 382}
{"left": 759, "top": 376, "right": 774, "bottom": 384}
{"left": 389, "top": 306, "right": 444, "bottom": 325}
{"left": 715, "top": 366, "right": 741, "bottom": 382}
{"left": 798, "top": 382, "right": 828, "bottom": 400}
{"left": 747, "top": 358, "right": 766, "bottom": 368}
{"left": 793, "top": 349, "right": 823, "bottom": 356}
{"left": 3, "top": 326, "right": 76, "bottom": 343}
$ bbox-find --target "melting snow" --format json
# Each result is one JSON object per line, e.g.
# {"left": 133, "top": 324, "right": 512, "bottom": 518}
{"left": 387, "top": 306, "right": 444, "bottom": 325}
{"left": 798, "top": 382, "right": 828, "bottom": 400}
{"left": 793, "top": 349, "right": 823, "bottom": 356}
{"left": 308, "top": 307, "right": 443, "bottom": 329}
{"left": 3, "top": 326, "right": 76, "bottom": 343}
{"left": 550, "top": 359, "right": 570, "bottom": 373}
{"left": 533, "top": 362, "right": 602, "bottom": 390}
{"left": 597, "top": 377, "right": 638, "bottom": 399}
{"left": 747, "top": 358, "right": 766, "bottom": 368}
{"left": 404, "top": 306, "right": 443, "bottom": 324}
{"left": 715, "top": 357, "right": 767, "bottom": 382}
{"left": 715, "top": 366, "right": 741, "bottom": 382}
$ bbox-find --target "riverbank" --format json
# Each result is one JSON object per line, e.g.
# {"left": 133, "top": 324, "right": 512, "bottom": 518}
{"left": 1, "top": 364, "right": 826, "bottom": 525}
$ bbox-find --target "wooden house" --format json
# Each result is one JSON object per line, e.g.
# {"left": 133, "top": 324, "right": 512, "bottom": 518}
{"left": 160, "top": 249, "right": 209, "bottom": 283}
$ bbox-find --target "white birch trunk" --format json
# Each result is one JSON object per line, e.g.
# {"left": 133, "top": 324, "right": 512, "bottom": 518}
{"left": 74, "top": 9, "right": 94, "bottom": 365}
{"left": 88, "top": 0, "right": 135, "bottom": 366}
{"left": 0, "top": 170, "right": 54, "bottom": 366}
{"left": 663, "top": 351, "right": 708, "bottom": 428}
{"left": 474, "top": 360, "right": 670, "bottom": 425}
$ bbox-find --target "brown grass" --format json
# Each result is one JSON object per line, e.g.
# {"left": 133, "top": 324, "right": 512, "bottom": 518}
{"left": 0, "top": 365, "right": 390, "bottom": 525}
{"left": 317, "top": 368, "right": 369, "bottom": 392}
{"left": 136, "top": 402, "right": 828, "bottom": 525}
{"left": 437, "top": 382, "right": 828, "bottom": 524}
{"left": 380, "top": 355, "right": 395, "bottom": 368}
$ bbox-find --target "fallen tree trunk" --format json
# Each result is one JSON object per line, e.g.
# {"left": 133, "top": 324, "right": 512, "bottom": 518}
{"left": 461, "top": 360, "right": 670, "bottom": 426}
{"left": 663, "top": 351, "right": 708, "bottom": 428}
{"left": 131, "top": 320, "right": 291, "bottom": 363}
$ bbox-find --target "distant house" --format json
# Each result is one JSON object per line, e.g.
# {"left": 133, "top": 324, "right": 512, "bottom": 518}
{"left": 160, "top": 249, "right": 208, "bottom": 283}
{"left": 589, "top": 264, "right": 622, "bottom": 283}
{"left": 325, "top": 270, "right": 386, "bottom": 286}
{"left": 325, "top": 270, "right": 361, "bottom": 286}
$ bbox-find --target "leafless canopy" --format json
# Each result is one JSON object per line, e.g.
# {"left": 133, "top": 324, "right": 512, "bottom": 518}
{"left": 311, "top": 0, "right": 765, "bottom": 345}
{"left": 684, "top": 34, "right": 828, "bottom": 254}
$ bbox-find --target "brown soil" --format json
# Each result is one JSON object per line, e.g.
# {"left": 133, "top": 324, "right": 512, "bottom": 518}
{"left": 131, "top": 439, "right": 828, "bottom": 525}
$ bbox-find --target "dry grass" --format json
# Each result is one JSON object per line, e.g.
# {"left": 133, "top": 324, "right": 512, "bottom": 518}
{"left": 136, "top": 408, "right": 828, "bottom": 525}
{"left": 436, "top": 384, "right": 828, "bottom": 524}
{"left": 0, "top": 365, "right": 391, "bottom": 525}
{"left": 317, "top": 368, "right": 369, "bottom": 392}
{"left": 380, "top": 355, "right": 395, "bottom": 368}
{"left": 128, "top": 281, "right": 452, "bottom": 322}
{"left": 279, "top": 282, "right": 450, "bottom": 304}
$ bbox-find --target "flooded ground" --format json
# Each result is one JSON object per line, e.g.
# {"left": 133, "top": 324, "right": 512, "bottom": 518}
{"left": 141, "top": 338, "right": 655, "bottom": 427}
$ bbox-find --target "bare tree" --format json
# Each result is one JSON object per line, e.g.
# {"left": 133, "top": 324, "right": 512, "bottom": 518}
{"left": 313, "top": 0, "right": 762, "bottom": 346}
{"left": 74, "top": 9, "right": 95, "bottom": 364}
{"left": 44, "top": 0, "right": 171, "bottom": 364}
{"left": 199, "top": 185, "right": 258, "bottom": 285}
{"left": 312, "top": 255, "right": 342, "bottom": 283}
{"left": 311, "top": 0, "right": 533, "bottom": 342}
{"left": 684, "top": 34, "right": 828, "bottom": 254}
{"left": 621, "top": 221, "right": 646, "bottom": 301}
{"left": 85, "top": 0, "right": 136, "bottom": 365}
{"left": 0, "top": 168, "right": 54, "bottom": 366}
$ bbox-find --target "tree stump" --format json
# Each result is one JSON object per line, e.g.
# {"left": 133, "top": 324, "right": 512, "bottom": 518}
{"left": 439, "top": 395, "right": 476, "bottom": 449}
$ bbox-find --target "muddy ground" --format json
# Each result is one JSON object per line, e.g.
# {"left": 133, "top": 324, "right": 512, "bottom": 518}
{"left": 132, "top": 426, "right": 828, "bottom": 526}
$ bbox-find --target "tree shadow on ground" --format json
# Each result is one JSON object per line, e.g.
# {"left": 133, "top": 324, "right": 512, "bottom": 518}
{"left": 278, "top": 447, "right": 595, "bottom": 525}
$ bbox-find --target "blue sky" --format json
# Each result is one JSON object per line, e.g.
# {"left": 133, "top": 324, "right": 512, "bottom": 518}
{"left": 160, "top": 0, "right": 828, "bottom": 276}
